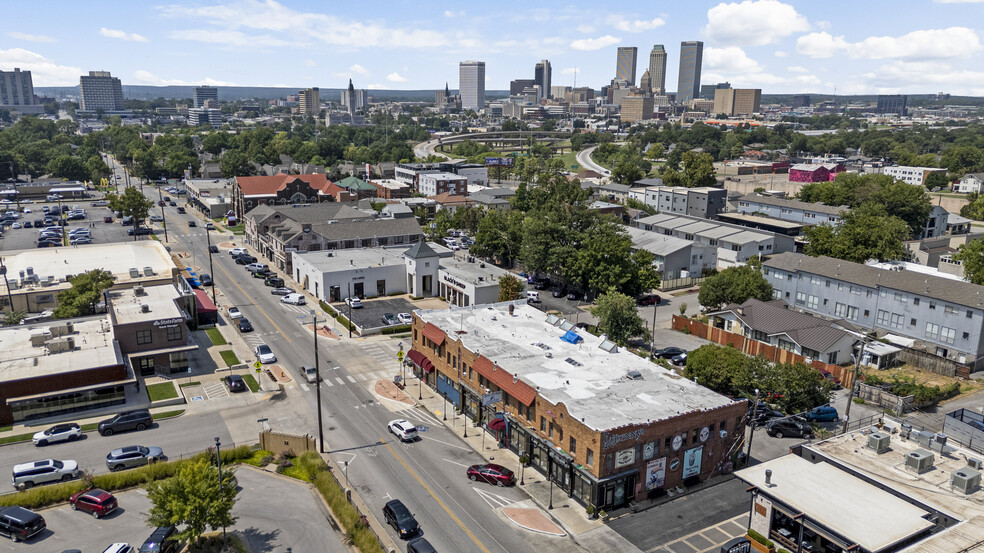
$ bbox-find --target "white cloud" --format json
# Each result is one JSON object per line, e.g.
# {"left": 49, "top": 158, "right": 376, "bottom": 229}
{"left": 7, "top": 32, "right": 56, "bottom": 43}
{"left": 576, "top": 24, "right": 594, "bottom": 33}
{"left": 561, "top": 67, "right": 579, "bottom": 75}
{"left": 816, "top": 20, "right": 831, "bottom": 30}
{"left": 99, "top": 27, "right": 149, "bottom": 42}
{"left": 861, "top": 60, "right": 984, "bottom": 95}
{"left": 796, "top": 27, "right": 982, "bottom": 60}
{"left": 0, "top": 48, "right": 80, "bottom": 86}
{"left": 132, "top": 70, "right": 237, "bottom": 86}
{"left": 443, "top": 10, "right": 465, "bottom": 17}
{"left": 787, "top": 66, "right": 808, "bottom": 73}
{"left": 703, "top": 0, "right": 809, "bottom": 46}
{"left": 169, "top": 29, "right": 290, "bottom": 47}
{"left": 774, "top": 51, "right": 788, "bottom": 57}
{"left": 702, "top": 46, "right": 822, "bottom": 89}
{"left": 386, "top": 72, "right": 407, "bottom": 82}
{"left": 349, "top": 64, "right": 369, "bottom": 76}
{"left": 302, "top": 59, "right": 317, "bottom": 67}
{"left": 367, "top": 83, "right": 386, "bottom": 90}
{"left": 161, "top": 0, "right": 450, "bottom": 49}
{"left": 570, "top": 35, "right": 620, "bottom": 51}
{"left": 607, "top": 16, "right": 665, "bottom": 33}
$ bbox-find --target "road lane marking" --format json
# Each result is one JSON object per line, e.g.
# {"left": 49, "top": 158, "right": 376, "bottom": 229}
{"left": 346, "top": 375, "right": 356, "bottom": 383}
{"left": 357, "top": 374, "right": 367, "bottom": 381}
{"left": 381, "top": 438, "right": 492, "bottom": 553}
{"left": 442, "top": 458, "right": 470, "bottom": 468}
{"left": 473, "top": 488, "right": 515, "bottom": 509}
{"left": 420, "top": 435, "right": 472, "bottom": 451}
{"left": 213, "top": 261, "right": 292, "bottom": 344}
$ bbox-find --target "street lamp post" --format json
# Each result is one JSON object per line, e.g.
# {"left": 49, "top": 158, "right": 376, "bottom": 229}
{"left": 650, "top": 300, "right": 658, "bottom": 357}
{"left": 418, "top": 365, "right": 423, "bottom": 400}
{"left": 519, "top": 449, "right": 525, "bottom": 486}
{"left": 0, "top": 257, "right": 14, "bottom": 313}
{"left": 344, "top": 460, "right": 349, "bottom": 489}
{"left": 548, "top": 463, "right": 554, "bottom": 510}
{"left": 155, "top": 181, "right": 168, "bottom": 243}
{"left": 205, "top": 228, "right": 217, "bottom": 307}
{"left": 745, "top": 388, "right": 761, "bottom": 466}
{"left": 214, "top": 437, "right": 227, "bottom": 544}
{"left": 311, "top": 309, "right": 324, "bottom": 453}
{"left": 842, "top": 339, "right": 869, "bottom": 434}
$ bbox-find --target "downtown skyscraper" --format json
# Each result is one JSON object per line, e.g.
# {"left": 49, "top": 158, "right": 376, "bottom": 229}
{"left": 615, "top": 47, "right": 638, "bottom": 86}
{"left": 459, "top": 60, "right": 485, "bottom": 111}
{"left": 535, "top": 59, "right": 552, "bottom": 99}
{"left": 648, "top": 44, "right": 667, "bottom": 95}
{"left": 676, "top": 41, "right": 703, "bottom": 103}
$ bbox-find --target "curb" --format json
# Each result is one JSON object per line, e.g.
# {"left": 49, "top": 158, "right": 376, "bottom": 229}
{"left": 502, "top": 508, "right": 567, "bottom": 537}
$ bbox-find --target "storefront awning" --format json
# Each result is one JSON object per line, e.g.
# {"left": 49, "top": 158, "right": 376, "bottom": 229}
{"left": 487, "top": 416, "right": 506, "bottom": 431}
{"left": 472, "top": 355, "right": 537, "bottom": 406}
{"left": 407, "top": 349, "right": 435, "bottom": 373}
{"left": 422, "top": 322, "right": 447, "bottom": 346}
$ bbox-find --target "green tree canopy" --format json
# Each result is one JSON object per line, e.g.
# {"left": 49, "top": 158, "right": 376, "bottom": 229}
{"left": 803, "top": 202, "right": 910, "bottom": 263}
{"left": 106, "top": 187, "right": 155, "bottom": 232}
{"left": 497, "top": 275, "right": 525, "bottom": 301}
{"left": 53, "top": 269, "right": 114, "bottom": 318}
{"left": 146, "top": 455, "right": 238, "bottom": 547}
{"left": 46, "top": 154, "right": 89, "bottom": 182}
{"left": 952, "top": 238, "right": 984, "bottom": 285}
{"left": 589, "top": 290, "right": 649, "bottom": 346}
{"left": 680, "top": 151, "right": 717, "bottom": 187}
{"left": 697, "top": 265, "right": 773, "bottom": 310}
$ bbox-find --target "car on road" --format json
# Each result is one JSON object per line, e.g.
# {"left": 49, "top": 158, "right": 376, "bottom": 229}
{"left": 158, "top": 200, "right": 166, "bottom": 207}
{"left": 237, "top": 318, "right": 253, "bottom": 332}
{"left": 0, "top": 506, "right": 46, "bottom": 542}
{"left": 381, "top": 313, "right": 398, "bottom": 326}
{"left": 12, "top": 459, "right": 80, "bottom": 488}
{"left": 804, "top": 405, "right": 839, "bottom": 422}
{"left": 382, "top": 499, "right": 419, "bottom": 539}
{"left": 69, "top": 489, "right": 118, "bottom": 518}
{"left": 407, "top": 537, "right": 437, "bottom": 553}
{"left": 176, "top": 206, "right": 185, "bottom": 213}
{"left": 255, "top": 344, "right": 277, "bottom": 364}
{"left": 97, "top": 409, "right": 153, "bottom": 436}
{"left": 751, "top": 409, "right": 786, "bottom": 427}
{"left": 466, "top": 463, "right": 515, "bottom": 486}
{"left": 765, "top": 418, "right": 814, "bottom": 439}
{"left": 224, "top": 374, "right": 247, "bottom": 393}
{"left": 228, "top": 307, "right": 243, "bottom": 319}
{"left": 150, "top": 214, "right": 163, "bottom": 222}
{"left": 270, "top": 286, "right": 293, "bottom": 295}
{"left": 209, "top": 245, "right": 219, "bottom": 253}
{"left": 281, "top": 293, "right": 305, "bottom": 305}
{"left": 637, "top": 294, "right": 662, "bottom": 306}
{"left": 32, "top": 422, "right": 81, "bottom": 446}
{"left": 264, "top": 276, "right": 285, "bottom": 287}
{"left": 388, "top": 419, "right": 418, "bottom": 442}
{"left": 302, "top": 365, "right": 319, "bottom": 383}
{"left": 187, "top": 221, "right": 196, "bottom": 227}
{"left": 229, "top": 247, "right": 247, "bottom": 256}
{"left": 105, "top": 445, "right": 165, "bottom": 471}
{"left": 345, "top": 296, "right": 362, "bottom": 308}
{"left": 397, "top": 313, "right": 412, "bottom": 325}
{"left": 205, "top": 222, "right": 215, "bottom": 230}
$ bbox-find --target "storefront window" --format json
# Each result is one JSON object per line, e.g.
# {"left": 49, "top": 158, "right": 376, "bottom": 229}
{"left": 169, "top": 351, "right": 189, "bottom": 371}
{"left": 137, "top": 357, "right": 155, "bottom": 376}
{"left": 136, "top": 330, "right": 152, "bottom": 345}
{"left": 9, "top": 385, "right": 126, "bottom": 422}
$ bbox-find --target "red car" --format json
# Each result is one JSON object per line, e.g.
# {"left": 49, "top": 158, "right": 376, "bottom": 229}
{"left": 637, "top": 295, "right": 662, "bottom": 306}
{"left": 466, "top": 463, "right": 515, "bottom": 487}
{"left": 69, "top": 488, "right": 117, "bottom": 518}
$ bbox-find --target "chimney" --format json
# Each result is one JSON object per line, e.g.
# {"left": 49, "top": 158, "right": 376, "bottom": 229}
{"left": 508, "top": 304, "right": 515, "bottom": 316}
{"left": 765, "top": 469, "right": 773, "bottom": 487}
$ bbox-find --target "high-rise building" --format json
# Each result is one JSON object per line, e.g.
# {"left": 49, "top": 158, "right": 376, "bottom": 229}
{"left": 621, "top": 95, "right": 654, "bottom": 123}
{"left": 79, "top": 71, "right": 124, "bottom": 112}
{"left": 0, "top": 68, "right": 38, "bottom": 111}
{"left": 648, "top": 45, "right": 667, "bottom": 95}
{"left": 676, "top": 41, "right": 703, "bottom": 103}
{"left": 459, "top": 60, "right": 485, "bottom": 111}
{"left": 877, "top": 94, "right": 907, "bottom": 116}
{"left": 435, "top": 83, "right": 449, "bottom": 106}
{"left": 551, "top": 85, "right": 571, "bottom": 100}
{"left": 340, "top": 80, "right": 367, "bottom": 113}
{"left": 510, "top": 79, "right": 535, "bottom": 96}
{"left": 299, "top": 87, "right": 321, "bottom": 116}
{"left": 791, "top": 94, "right": 811, "bottom": 108}
{"left": 615, "top": 47, "right": 638, "bottom": 86}
{"left": 700, "top": 82, "right": 730, "bottom": 100}
{"left": 534, "top": 60, "right": 552, "bottom": 99}
{"left": 713, "top": 88, "right": 761, "bottom": 116}
{"left": 188, "top": 107, "right": 223, "bottom": 128}
{"left": 193, "top": 86, "right": 218, "bottom": 108}
{"left": 639, "top": 70, "right": 652, "bottom": 95}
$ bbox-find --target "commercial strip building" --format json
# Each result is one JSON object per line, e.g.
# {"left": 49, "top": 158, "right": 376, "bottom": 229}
{"left": 764, "top": 252, "right": 984, "bottom": 371}
{"left": 231, "top": 173, "right": 356, "bottom": 219}
{"left": 408, "top": 302, "right": 746, "bottom": 511}
{"left": 184, "top": 178, "right": 234, "bottom": 218}
{"left": 883, "top": 165, "right": 948, "bottom": 187}
{"left": 637, "top": 213, "right": 796, "bottom": 269}
{"left": 0, "top": 241, "right": 182, "bottom": 314}
{"left": 107, "top": 284, "right": 197, "bottom": 377}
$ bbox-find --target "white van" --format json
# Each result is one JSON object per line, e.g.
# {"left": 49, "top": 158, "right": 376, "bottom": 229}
{"left": 526, "top": 291, "right": 540, "bottom": 302}
{"left": 281, "top": 293, "right": 306, "bottom": 305}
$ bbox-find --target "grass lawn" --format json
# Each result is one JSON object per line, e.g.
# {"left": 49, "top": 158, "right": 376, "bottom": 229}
{"left": 178, "top": 381, "right": 202, "bottom": 388}
{"left": 243, "top": 449, "right": 274, "bottom": 467}
{"left": 146, "top": 382, "right": 179, "bottom": 402}
{"left": 219, "top": 350, "right": 240, "bottom": 367}
{"left": 0, "top": 426, "right": 11, "bottom": 433}
{"left": 153, "top": 410, "right": 185, "bottom": 420}
{"left": 557, "top": 150, "right": 580, "bottom": 171}
{"left": 205, "top": 327, "right": 227, "bottom": 346}
{"left": 242, "top": 374, "right": 260, "bottom": 393}
{"left": 0, "top": 432, "right": 35, "bottom": 446}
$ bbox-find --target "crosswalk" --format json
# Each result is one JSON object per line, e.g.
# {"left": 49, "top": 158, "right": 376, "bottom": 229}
{"left": 281, "top": 303, "right": 310, "bottom": 315}
{"left": 202, "top": 381, "right": 228, "bottom": 399}
{"left": 312, "top": 367, "right": 396, "bottom": 388}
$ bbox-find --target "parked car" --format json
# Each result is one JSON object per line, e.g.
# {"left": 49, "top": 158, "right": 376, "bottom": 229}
{"left": 187, "top": 221, "right": 196, "bottom": 227}
{"left": 302, "top": 365, "right": 319, "bottom": 383}
{"left": 552, "top": 288, "right": 566, "bottom": 298}
{"left": 270, "top": 286, "right": 293, "bottom": 296}
{"left": 407, "top": 538, "right": 436, "bottom": 553}
{"left": 751, "top": 409, "right": 786, "bottom": 427}
{"left": 127, "top": 227, "right": 151, "bottom": 236}
{"left": 653, "top": 347, "right": 686, "bottom": 359}
{"left": 765, "top": 418, "right": 814, "bottom": 439}
{"left": 205, "top": 222, "right": 215, "bottom": 230}
{"left": 820, "top": 370, "right": 842, "bottom": 389}
{"left": 804, "top": 405, "right": 839, "bottom": 423}
{"left": 264, "top": 276, "right": 285, "bottom": 287}
{"left": 105, "top": 445, "right": 165, "bottom": 471}
{"left": 209, "top": 245, "right": 219, "bottom": 253}
{"left": 224, "top": 374, "right": 247, "bottom": 393}
{"left": 69, "top": 489, "right": 118, "bottom": 518}
{"left": 345, "top": 296, "right": 363, "bottom": 308}
{"left": 12, "top": 459, "right": 79, "bottom": 488}
{"left": 566, "top": 291, "right": 579, "bottom": 301}
{"left": 388, "top": 419, "right": 418, "bottom": 442}
{"left": 381, "top": 313, "right": 398, "bottom": 326}
{"left": 382, "top": 499, "right": 419, "bottom": 539}
{"left": 0, "top": 506, "right": 45, "bottom": 542}
{"left": 237, "top": 318, "right": 253, "bottom": 332}
{"left": 138, "top": 526, "right": 177, "bottom": 553}
{"left": 32, "top": 422, "right": 81, "bottom": 446}
{"left": 397, "top": 313, "right": 412, "bottom": 325}
{"left": 103, "top": 216, "right": 114, "bottom": 223}
{"left": 102, "top": 543, "right": 133, "bottom": 553}
{"left": 97, "top": 409, "right": 153, "bottom": 436}
{"left": 199, "top": 274, "right": 212, "bottom": 286}
{"left": 70, "top": 237, "right": 92, "bottom": 245}
{"left": 466, "top": 463, "right": 515, "bottom": 487}
{"left": 670, "top": 352, "right": 688, "bottom": 365}
{"left": 245, "top": 263, "right": 269, "bottom": 273}
{"left": 637, "top": 294, "right": 662, "bottom": 306}
{"left": 251, "top": 269, "right": 273, "bottom": 279}
{"left": 150, "top": 214, "right": 163, "bottom": 222}
{"left": 255, "top": 344, "right": 276, "bottom": 364}
{"left": 280, "top": 293, "right": 305, "bottom": 305}
{"left": 228, "top": 247, "right": 247, "bottom": 256}
{"left": 176, "top": 206, "right": 185, "bottom": 213}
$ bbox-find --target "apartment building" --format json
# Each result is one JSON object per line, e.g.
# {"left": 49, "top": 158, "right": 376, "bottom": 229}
{"left": 735, "top": 194, "right": 848, "bottom": 226}
{"left": 883, "top": 166, "right": 948, "bottom": 187}
{"left": 621, "top": 96, "right": 654, "bottom": 123}
{"left": 629, "top": 185, "right": 728, "bottom": 219}
{"left": 637, "top": 213, "right": 795, "bottom": 268}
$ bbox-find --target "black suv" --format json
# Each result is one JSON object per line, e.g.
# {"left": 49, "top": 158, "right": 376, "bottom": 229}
{"left": 0, "top": 506, "right": 45, "bottom": 542}
{"left": 98, "top": 409, "right": 153, "bottom": 436}
{"left": 264, "top": 276, "right": 284, "bottom": 287}
{"left": 382, "top": 499, "right": 419, "bottom": 539}
{"left": 765, "top": 417, "right": 814, "bottom": 439}
{"left": 139, "top": 525, "right": 177, "bottom": 553}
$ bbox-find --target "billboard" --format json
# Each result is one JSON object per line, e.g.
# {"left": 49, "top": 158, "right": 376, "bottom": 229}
{"left": 485, "top": 157, "right": 514, "bottom": 167}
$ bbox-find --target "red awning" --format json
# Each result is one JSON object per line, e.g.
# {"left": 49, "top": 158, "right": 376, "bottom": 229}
{"left": 193, "top": 289, "right": 217, "bottom": 313}
{"left": 472, "top": 355, "right": 537, "bottom": 406}
{"left": 422, "top": 359, "right": 435, "bottom": 373}
{"left": 422, "top": 322, "right": 447, "bottom": 346}
{"left": 487, "top": 417, "right": 506, "bottom": 431}
{"left": 407, "top": 349, "right": 435, "bottom": 373}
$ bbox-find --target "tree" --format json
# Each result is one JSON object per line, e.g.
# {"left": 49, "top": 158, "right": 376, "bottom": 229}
{"left": 146, "top": 455, "right": 237, "bottom": 547}
{"left": 682, "top": 344, "right": 751, "bottom": 395}
{"left": 952, "top": 238, "right": 984, "bottom": 285}
{"left": 680, "top": 151, "right": 717, "bottom": 187}
{"left": 924, "top": 171, "right": 950, "bottom": 190}
{"left": 46, "top": 154, "right": 89, "bottom": 181}
{"left": 85, "top": 155, "right": 111, "bottom": 183}
{"left": 697, "top": 265, "right": 773, "bottom": 310}
{"left": 962, "top": 192, "right": 984, "bottom": 221}
{"left": 4, "top": 310, "right": 26, "bottom": 326}
{"left": 219, "top": 151, "right": 254, "bottom": 178}
{"left": 803, "top": 202, "right": 910, "bottom": 263}
{"left": 498, "top": 275, "right": 525, "bottom": 301}
{"left": 871, "top": 180, "right": 932, "bottom": 236}
{"left": 107, "top": 187, "right": 155, "bottom": 235}
{"left": 590, "top": 290, "right": 649, "bottom": 346}
{"left": 53, "top": 270, "right": 114, "bottom": 318}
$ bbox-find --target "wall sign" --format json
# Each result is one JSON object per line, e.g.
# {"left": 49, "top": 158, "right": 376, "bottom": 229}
{"left": 671, "top": 434, "right": 683, "bottom": 451}
{"left": 153, "top": 318, "right": 183, "bottom": 329}
{"left": 683, "top": 445, "right": 703, "bottom": 479}
{"left": 669, "top": 458, "right": 680, "bottom": 471}
{"left": 699, "top": 426, "right": 710, "bottom": 443}
{"left": 602, "top": 428, "right": 644, "bottom": 450}
{"left": 643, "top": 441, "right": 656, "bottom": 460}
{"left": 645, "top": 458, "right": 666, "bottom": 490}
{"left": 614, "top": 448, "right": 636, "bottom": 469}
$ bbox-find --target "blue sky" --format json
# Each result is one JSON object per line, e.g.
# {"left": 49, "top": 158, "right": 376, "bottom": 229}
{"left": 3, "top": 0, "right": 984, "bottom": 95}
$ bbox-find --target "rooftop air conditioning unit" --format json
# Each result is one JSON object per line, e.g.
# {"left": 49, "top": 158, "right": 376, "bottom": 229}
{"left": 867, "top": 432, "right": 890, "bottom": 454}
{"left": 140, "top": 304, "right": 150, "bottom": 313}
{"left": 970, "top": 458, "right": 983, "bottom": 471}
{"left": 905, "top": 449, "right": 935, "bottom": 474}
{"left": 626, "top": 370, "right": 643, "bottom": 381}
{"left": 951, "top": 467, "right": 981, "bottom": 494}
{"left": 134, "top": 285, "right": 145, "bottom": 296}
{"left": 914, "top": 430, "right": 935, "bottom": 448}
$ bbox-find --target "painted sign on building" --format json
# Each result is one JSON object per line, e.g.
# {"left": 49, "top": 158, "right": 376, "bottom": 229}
{"left": 645, "top": 457, "right": 666, "bottom": 490}
{"left": 683, "top": 445, "right": 703, "bottom": 479}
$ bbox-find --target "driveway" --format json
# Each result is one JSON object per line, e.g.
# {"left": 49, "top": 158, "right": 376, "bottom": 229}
{"left": 4, "top": 465, "right": 346, "bottom": 553}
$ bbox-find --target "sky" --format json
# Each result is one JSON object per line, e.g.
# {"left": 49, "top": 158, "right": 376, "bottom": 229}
{"left": 2, "top": 0, "right": 984, "bottom": 95}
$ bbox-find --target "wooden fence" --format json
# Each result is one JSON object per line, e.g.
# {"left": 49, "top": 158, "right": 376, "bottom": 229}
{"left": 672, "top": 315, "right": 855, "bottom": 388}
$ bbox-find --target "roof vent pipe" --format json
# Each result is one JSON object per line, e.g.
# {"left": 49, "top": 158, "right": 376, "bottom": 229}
{"left": 765, "top": 469, "right": 773, "bottom": 486}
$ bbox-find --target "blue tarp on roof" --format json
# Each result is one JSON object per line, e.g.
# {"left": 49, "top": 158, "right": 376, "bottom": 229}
{"left": 561, "top": 330, "right": 583, "bottom": 344}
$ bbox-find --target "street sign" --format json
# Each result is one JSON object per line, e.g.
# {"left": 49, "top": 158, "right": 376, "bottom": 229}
{"left": 253, "top": 361, "right": 262, "bottom": 369}
{"left": 397, "top": 351, "right": 404, "bottom": 361}
{"left": 482, "top": 391, "right": 503, "bottom": 406}
{"left": 257, "top": 418, "right": 268, "bottom": 423}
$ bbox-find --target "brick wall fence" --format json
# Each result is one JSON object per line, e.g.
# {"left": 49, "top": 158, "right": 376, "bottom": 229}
{"left": 671, "top": 315, "right": 855, "bottom": 388}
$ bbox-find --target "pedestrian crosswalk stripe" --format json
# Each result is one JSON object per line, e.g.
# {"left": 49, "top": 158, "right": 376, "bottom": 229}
{"left": 346, "top": 375, "right": 356, "bottom": 383}
{"left": 357, "top": 374, "right": 366, "bottom": 381}
{"left": 335, "top": 377, "right": 344, "bottom": 385}
{"left": 322, "top": 379, "right": 332, "bottom": 387}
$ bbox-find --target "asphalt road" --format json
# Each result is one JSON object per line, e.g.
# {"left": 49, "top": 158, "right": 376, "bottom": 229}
{"left": 575, "top": 145, "right": 609, "bottom": 175}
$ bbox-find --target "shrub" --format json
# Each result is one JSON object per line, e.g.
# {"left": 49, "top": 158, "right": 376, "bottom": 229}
{"left": 381, "top": 324, "right": 411, "bottom": 335}
{"left": 747, "top": 529, "right": 774, "bottom": 549}
{"left": 319, "top": 300, "right": 337, "bottom": 317}
{"left": 311, "top": 472, "right": 384, "bottom": 553}
{"left": 297, "top": 451, "right": 328, "bottom": 480}
{"left": 243, "top": 449, "right": 274, "bottom": 467}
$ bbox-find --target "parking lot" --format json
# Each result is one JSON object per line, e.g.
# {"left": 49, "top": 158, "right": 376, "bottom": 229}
{"left": 333, "top": 297, "right": 415, "bottom": 332}
{"left": 0, "top": 198, "right": 156, "bottom": 251}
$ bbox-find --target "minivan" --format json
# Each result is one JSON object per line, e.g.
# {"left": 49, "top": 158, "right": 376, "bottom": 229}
{"left": 98, "top": 409, "right": 153, "bottom": 436}
{"left": 0, "top": 506, "right": 45, "bottom": 542}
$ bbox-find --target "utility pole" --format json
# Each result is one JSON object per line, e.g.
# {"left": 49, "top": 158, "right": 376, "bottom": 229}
{"left": 311, "top": 309, "right": 324, "bottom": 453}
{"left": 346, "top": 283, "right": 353, "bottom": 338}
{"left": 156, "top": 181, "right": 168, "bottom": 243}
{"left": 842, "top": 338, "right": 868, "bottom": 434}
{"left": 214, "top": 437, "right": 227, "bottom": 544}
{"left": 745, "top": 388, "right": 760, "bottom": 466}
{"left": 650, "top": 301, "right": 658, "bottom": 357}
{"left": 205, "top": 228, "right": 217, "bottom": 307}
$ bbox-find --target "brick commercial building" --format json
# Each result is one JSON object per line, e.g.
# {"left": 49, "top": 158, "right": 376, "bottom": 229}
{"left": 788, "top": 163, "right": 844, "bottom": 183}
{"left": 232, "top": 174, "right": 356, "bottom": 219}
{"left": 107, "top": 284, "right": 198, "bottom": 377}
{"left": 408, "top": 302, "right": 746, "bottom": 511}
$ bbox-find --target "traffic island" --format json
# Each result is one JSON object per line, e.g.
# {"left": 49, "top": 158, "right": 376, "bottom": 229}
{"left": 503, "top": 507, "right": 566, "bottom": 536}
{"left": 374, "top": 378, "right": 414, "bottom": 405}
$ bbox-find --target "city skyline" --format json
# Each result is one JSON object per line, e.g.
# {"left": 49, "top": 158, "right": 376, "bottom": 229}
{"left": 1, "top": 0, "right": 983, "bottom": 95}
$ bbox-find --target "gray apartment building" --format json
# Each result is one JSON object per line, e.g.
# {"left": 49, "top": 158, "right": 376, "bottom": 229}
{"left": 193, "top": 85, "right": 218, "bottom": 107}
{"left": 735, "top": 194, "right": 848, "bottom": 226}
{"left": 629, "top": 185, "right": 727, "bottom": 219}
{"left": 637, "top": 213, "right": 795, "bottom": 269}
{"left": 764, "top": 252, "right": 984, "bottom": 369}
{"left": 0, "top": 68, "right": 41, "bottom": 113}
{"left": 79, "top": 71, "right": 124, "bottom": 113}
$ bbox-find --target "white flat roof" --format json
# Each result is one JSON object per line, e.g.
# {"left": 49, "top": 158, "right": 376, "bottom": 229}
{"left": 108, "top": 284, "right": 185, "bottom": 325}
{"left": 295, "top": 247, "right": 407, "bottom": 272}
{"left": 736, "top": 455, "right": 934, "bottom": 552}
{"left": 0, "top": 318, "right": 122, "bottom": 382}
{"left": 440, "top": 258, "right": 513, "bottom": 286}
{"left": 3, "top": 241, "right": 175, "bottom": 287}
{"left": 416, "top": 303, "right": 737, "bottom": 431}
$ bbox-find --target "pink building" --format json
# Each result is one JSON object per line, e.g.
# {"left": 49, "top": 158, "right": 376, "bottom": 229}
{"left": 788, "top": 163, "right": 844, "bottom": 183}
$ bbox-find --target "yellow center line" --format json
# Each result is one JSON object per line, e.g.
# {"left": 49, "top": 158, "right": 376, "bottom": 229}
{"left": 380, "top": 438, "right": 491, "bottom": 553}
{"left": 212, "top": 249, "right": 292, "bottom": 344}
